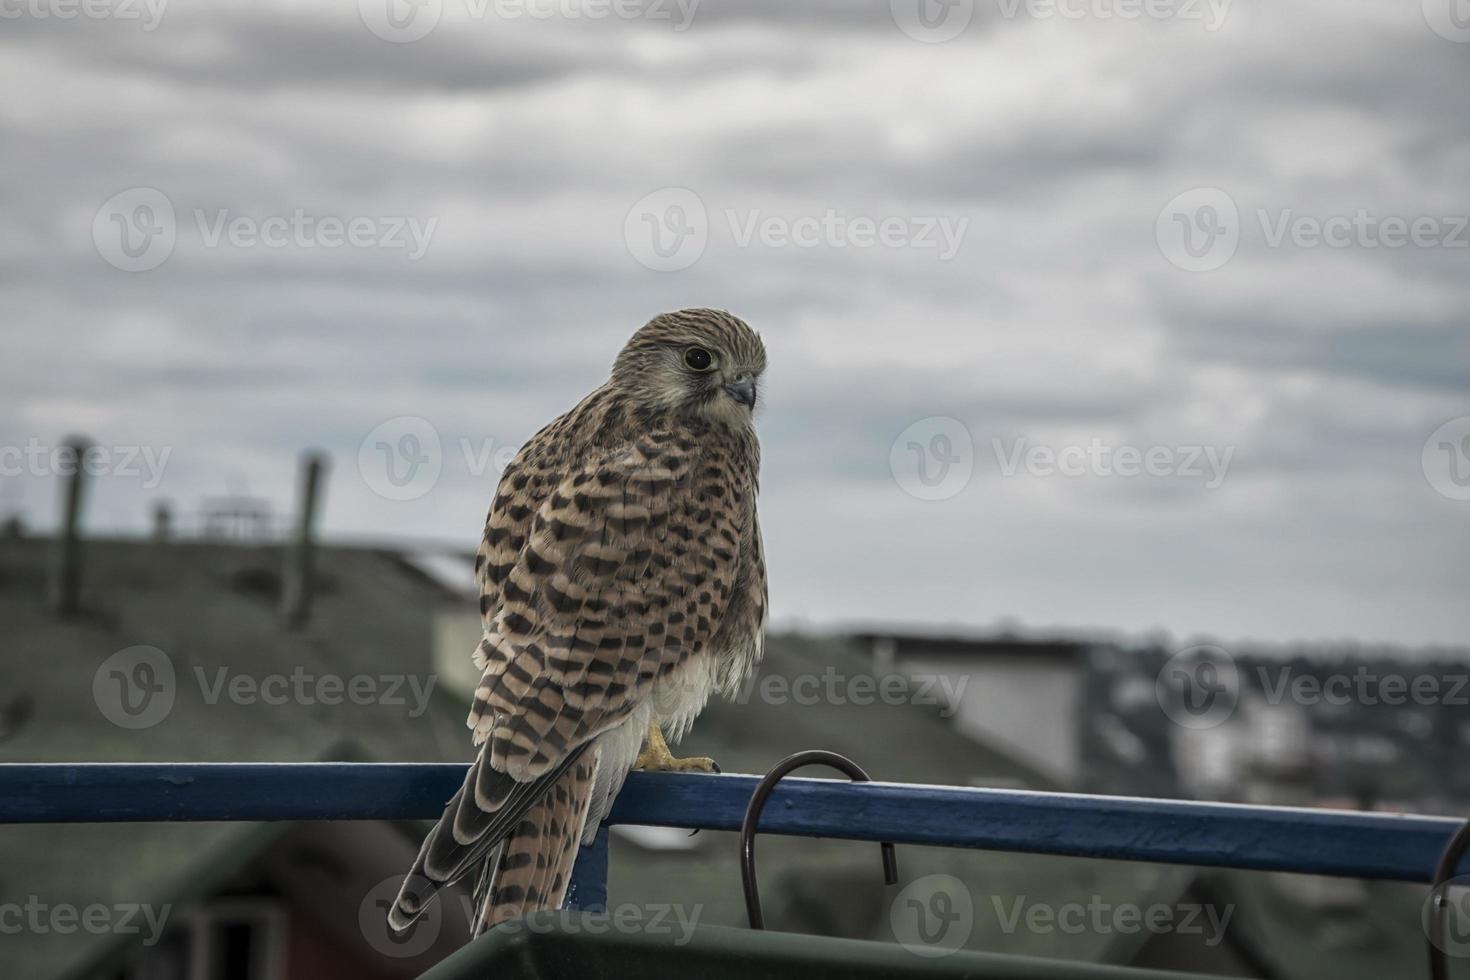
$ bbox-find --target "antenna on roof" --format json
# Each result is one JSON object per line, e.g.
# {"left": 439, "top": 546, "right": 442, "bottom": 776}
{"left": 50, "top": 436, "right": 91, "bottom": 618}
{"left": 281, "top": 451, "right": 329, "bottom": 630}
{"left": 151, "top": 499, "right": 173, "bottom": 543}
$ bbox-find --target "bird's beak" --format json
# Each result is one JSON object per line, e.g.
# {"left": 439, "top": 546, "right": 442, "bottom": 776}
{"left": 724, "top": 377, "right": 757, "bottom": 409}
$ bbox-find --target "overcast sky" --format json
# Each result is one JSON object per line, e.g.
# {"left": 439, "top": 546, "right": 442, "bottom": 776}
{"left": 2, "top": 0, "right": 1467, "bottom": 647}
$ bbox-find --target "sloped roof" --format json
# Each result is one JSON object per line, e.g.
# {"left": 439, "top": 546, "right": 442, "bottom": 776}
{"left": 0, "top": 537, "right": 472, "bottom": 979}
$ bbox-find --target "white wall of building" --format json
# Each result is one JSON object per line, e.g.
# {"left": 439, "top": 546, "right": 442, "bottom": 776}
{"left": 899, "top": 653, "right": 1082, "bottom": 786}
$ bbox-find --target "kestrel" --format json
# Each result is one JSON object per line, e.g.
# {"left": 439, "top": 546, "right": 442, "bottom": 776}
{"left": 390, "top": 309, "right": 768, "bottom": 937}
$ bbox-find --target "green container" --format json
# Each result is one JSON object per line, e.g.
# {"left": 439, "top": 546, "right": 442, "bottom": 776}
{"left": 418, "top": 911, "right": 1215, "bottom": 980}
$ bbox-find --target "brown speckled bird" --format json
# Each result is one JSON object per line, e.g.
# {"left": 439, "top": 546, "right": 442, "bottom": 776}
{"left": 389, "top": 309, "right": 768, "bottom": 937}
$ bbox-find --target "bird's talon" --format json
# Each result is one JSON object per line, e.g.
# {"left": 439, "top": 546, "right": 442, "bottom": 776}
{"left": 671, "top": 756, "right": 719, "bottom": 773}
{"left": 634, "top": 723, "right": 719, "bottom": 773}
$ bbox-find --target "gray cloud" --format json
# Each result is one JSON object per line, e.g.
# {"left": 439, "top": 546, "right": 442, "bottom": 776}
{"left": 1, "top": 0, "right": 1467, "bottom": 645}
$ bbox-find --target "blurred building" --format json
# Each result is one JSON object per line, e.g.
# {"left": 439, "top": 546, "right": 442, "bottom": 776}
{"left": 1080, "top": 645, "right": 1470, "bottom": 814}
{"left": 851, "top": 631, "right": 1089, "bottom": 786}
{"left": 0, "top": 534, "right": 1452, "bottom": 979}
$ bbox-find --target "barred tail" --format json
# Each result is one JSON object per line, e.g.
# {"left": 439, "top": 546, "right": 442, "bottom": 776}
{"left": 388, "top": 742, "right": 592, "bottom": 934}
{"left": 473, "top": 752, "right": 598, "bottom": 936}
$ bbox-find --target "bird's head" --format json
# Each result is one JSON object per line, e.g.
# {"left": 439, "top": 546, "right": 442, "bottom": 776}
{"left": 612, "top": 309, "right": 767, "bottom": 426}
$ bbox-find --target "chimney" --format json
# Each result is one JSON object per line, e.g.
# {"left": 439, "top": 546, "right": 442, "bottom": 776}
{"left": 281, "top": 451, "right": 328, "bottom": 630}
{"left": 50, "top": 437, "right": 91, "bottom": 617}
{"left": 151, "top": 500, "right": 174, "bottom": 542}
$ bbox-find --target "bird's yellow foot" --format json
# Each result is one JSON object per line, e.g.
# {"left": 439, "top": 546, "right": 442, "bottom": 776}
{"left": 634, "top": 722, "right": 720, "bottom": 773}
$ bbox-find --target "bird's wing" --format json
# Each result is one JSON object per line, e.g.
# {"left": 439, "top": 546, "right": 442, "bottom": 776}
{"left": 712, "top": 505, "right": 768, "bottom": 695}
{"left": 390, "top": 427, "right": 747, "bottom": 930}
{"left": 471, "top": 426, "right": 745, "bottom": 778}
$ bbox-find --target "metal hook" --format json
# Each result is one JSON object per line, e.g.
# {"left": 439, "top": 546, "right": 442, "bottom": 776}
{"left": 739, "top": 749, "right": 899, "bottom": 930}
{"left": 1426, "top": 815, "right": 1470, "bottom": 980}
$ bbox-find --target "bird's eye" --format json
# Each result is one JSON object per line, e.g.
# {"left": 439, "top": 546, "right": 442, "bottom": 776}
{"left": 684, "top": 347, "right": 715, "bottom": 372}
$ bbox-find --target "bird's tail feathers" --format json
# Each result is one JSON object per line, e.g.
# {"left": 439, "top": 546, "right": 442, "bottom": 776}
{"left": 473, "top": 751, "right": 598, "bottom": 936}
{"left": 388, "top": 741, "right": 592, "bottom": 934}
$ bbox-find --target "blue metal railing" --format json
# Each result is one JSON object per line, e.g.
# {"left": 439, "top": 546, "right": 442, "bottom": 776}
{"left": 3, "top": 762, "right": 1468, "bottom": 912}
